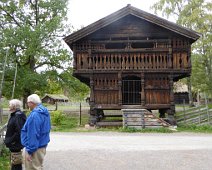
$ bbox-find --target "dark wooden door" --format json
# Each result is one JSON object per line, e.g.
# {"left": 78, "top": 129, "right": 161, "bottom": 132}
{"left": 122, "top": 76, "right": 141, "bottom": 105}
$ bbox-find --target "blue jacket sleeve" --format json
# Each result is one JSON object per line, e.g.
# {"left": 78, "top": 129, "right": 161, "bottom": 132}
{"left": 24, "top": 114, "right": 41, "bottom": 154}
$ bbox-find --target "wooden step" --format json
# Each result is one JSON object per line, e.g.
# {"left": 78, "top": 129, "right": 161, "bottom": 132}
{"left": 96, "top": 109, "right": 171, "bottom": 128}
{"left": 122, "top": 109, "right": 171, "bottom": 128}
{"left": 96, "top": 121, "right": 122, "bottom": 127}
{"left": 100, "top": 119, "right": 122, "bottom": 122}
{"left": 104, "top": 115, "right": 122, "bottom": 117}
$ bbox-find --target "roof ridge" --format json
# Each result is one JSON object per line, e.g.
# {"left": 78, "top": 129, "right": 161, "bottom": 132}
{"left": 64, "top": 4, "right": 200, "bottom": 45}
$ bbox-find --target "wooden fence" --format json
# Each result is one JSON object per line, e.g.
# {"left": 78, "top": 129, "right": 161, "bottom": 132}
{"left": 176, "top": 106, "right": 212, "bottom": 125}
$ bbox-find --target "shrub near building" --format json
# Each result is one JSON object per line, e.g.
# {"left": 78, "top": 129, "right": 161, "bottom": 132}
{"left": 51, "top": 110, "right": 65, "bottom": 126}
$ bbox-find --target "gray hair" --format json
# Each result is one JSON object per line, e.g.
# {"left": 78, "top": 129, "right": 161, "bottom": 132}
{"left": 9, "top": 99, "right": 22, "bottom": 109}
{"left": 27, "top": 94, "right": 41, "bottom": 104}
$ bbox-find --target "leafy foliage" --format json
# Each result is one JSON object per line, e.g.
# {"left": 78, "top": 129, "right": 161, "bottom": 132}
{"left": 57, "top": 68, "right": 90, "bottom": 100}
{"left": 51, "top": 113, "right": 89, "bottom": 132}
{"left": 51, "top": 110, "right": 65, "bottom": 126}
{"left": 0, "top": 0, "right": 75, "bottom": 101}
{"left": 151, "top": 0, "right": 212, "bottom": 98}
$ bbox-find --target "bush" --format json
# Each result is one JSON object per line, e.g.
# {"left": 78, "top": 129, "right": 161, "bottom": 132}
{"left": 51, "top": 111, "right": 65, "bottom": 126}
{"left": 0, "top": 145, "right": 10, "bottom": 170}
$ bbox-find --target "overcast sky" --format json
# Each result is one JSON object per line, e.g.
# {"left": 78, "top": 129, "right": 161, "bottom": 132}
{"left": 68, "top": 0, "right": 163, "bottom": 30}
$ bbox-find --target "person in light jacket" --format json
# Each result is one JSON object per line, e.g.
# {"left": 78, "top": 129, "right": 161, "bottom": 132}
{"left": 4, "top": 99, "right": 26, "bottom": 170}
{"left": 21, "top": 94, "right": 51, "bottom": 170}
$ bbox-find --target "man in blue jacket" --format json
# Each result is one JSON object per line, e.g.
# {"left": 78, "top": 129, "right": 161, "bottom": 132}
{"left": 21, "top": 94, "right": 51, "bottom": 170}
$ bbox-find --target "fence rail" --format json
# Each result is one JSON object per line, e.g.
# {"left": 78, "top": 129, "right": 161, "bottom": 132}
{"left": 176, "top": 105, "right": 212, "bottom": 125}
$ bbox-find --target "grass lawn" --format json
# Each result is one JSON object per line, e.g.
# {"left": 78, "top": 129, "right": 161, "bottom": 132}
{"left": 50, "top": 110, "right": 212, "bottom": 133}
{"left": 0, "top": 146, "right": 10, "bottom": 170}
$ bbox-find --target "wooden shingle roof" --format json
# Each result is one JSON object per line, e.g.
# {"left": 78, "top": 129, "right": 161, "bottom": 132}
{"left": 42, "top": 94, "right": 69, "bottom": 101}
{"left": 64, "top": 4, "right": 201, "bottom": 45}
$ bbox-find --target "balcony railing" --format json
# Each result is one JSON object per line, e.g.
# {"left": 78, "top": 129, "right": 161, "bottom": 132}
{"left": 76, "top": 52, "right": 190, "bottom": 71}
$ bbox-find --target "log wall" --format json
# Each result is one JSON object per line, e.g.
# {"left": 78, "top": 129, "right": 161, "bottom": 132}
{"left": 93, "top": 74, "right": 119, "bottom": 104}
{"left": 73, "top": 34, "right": 191, "bottom": 111}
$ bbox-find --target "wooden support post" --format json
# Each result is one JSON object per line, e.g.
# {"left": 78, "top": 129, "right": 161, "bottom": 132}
{"left": 169, "top": 74, "right": 174, "bottom": 105}
{"left": 90, "top": 74, "right": 94, "bottom": 105}
{"left": 168, "top": 39, "right": 172, "bottom": 68}
{"left": 89, "top": 74, "right": 96, "bottom": 126}
{"left": 159, "top": 109, "right": 166, "bottom": 118}
{"left": 89, "top": 76, "right": 97, "bottom": 127}
{"left": 168, "top": 74, "right": 176, "bottom": 125}
{"left": 118, "top": 72, "right": 122, "bottom": 105}
{"left": 141, "top": 73, "right": 145, "bottom": 106}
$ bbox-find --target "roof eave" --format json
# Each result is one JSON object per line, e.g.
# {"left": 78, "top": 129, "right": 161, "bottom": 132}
{"left": 64, "top": 4, "right": 201, "bottom": 45}
{"left": 64, "top": 6, "right": 130, "bottom": 44}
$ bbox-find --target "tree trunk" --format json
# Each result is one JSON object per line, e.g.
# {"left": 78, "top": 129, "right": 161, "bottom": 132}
{"left": 187, "top": 77, "right": 194, "bottom": 107}
{"left": 23, "top": 89, "right": 31, "bottom": 109}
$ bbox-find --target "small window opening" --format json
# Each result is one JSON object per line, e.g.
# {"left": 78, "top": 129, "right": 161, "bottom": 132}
{"left": 131, "top": 42, "right": 154, "bottom": 49}
{"left": 105, "top": 43, "right": 126, "bottom": 49}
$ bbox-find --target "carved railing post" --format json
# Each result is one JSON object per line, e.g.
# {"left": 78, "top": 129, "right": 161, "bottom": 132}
{"left": 88, "top": 41, "right": 92, "bottom": 69}
{"left": 168, "top": 39, "right": 172, "bottom": 68}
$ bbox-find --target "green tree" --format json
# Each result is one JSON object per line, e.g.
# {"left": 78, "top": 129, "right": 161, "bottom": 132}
{"left": 151, "top": 0, "right": 212, "bottom": 99}
{"left": 42, "top": 69, "right": 90, "bottom": 101}
{"left": 58, "top": 68, "right": 90, "bottom": 101}
{"left": 0, "top": 0, "right": 72, "bottom": 105}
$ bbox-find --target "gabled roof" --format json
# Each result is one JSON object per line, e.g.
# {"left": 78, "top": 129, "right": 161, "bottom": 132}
{"left": 64, "top": 4, "right": 201, "bottom": 45}
{"left": 42, "top": 94, "right": 69, "bottom": 101}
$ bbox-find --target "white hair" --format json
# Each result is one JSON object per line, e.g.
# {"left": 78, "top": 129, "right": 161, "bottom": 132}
{"left": 9, "top": 99, "right": 22, "bottom": 109}
{"left": 27, "top": 94, "right": 41, "bottom": 104}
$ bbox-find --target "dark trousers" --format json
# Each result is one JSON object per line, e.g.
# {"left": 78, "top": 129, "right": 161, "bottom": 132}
{"left": 11, "top": 164, "right": 22, "bottom": 170}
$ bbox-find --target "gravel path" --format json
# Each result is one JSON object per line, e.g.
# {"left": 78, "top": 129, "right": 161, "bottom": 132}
{"left": 44, "top": 132, "right": 212, "bottom": 170}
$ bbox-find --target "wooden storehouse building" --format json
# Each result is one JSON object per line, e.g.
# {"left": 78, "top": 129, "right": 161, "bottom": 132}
{"left": 64, "top": 5, "right": 200, "bottom": 125}
{"left": 42, "top": 94, "right": 69, "bottom": 105}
